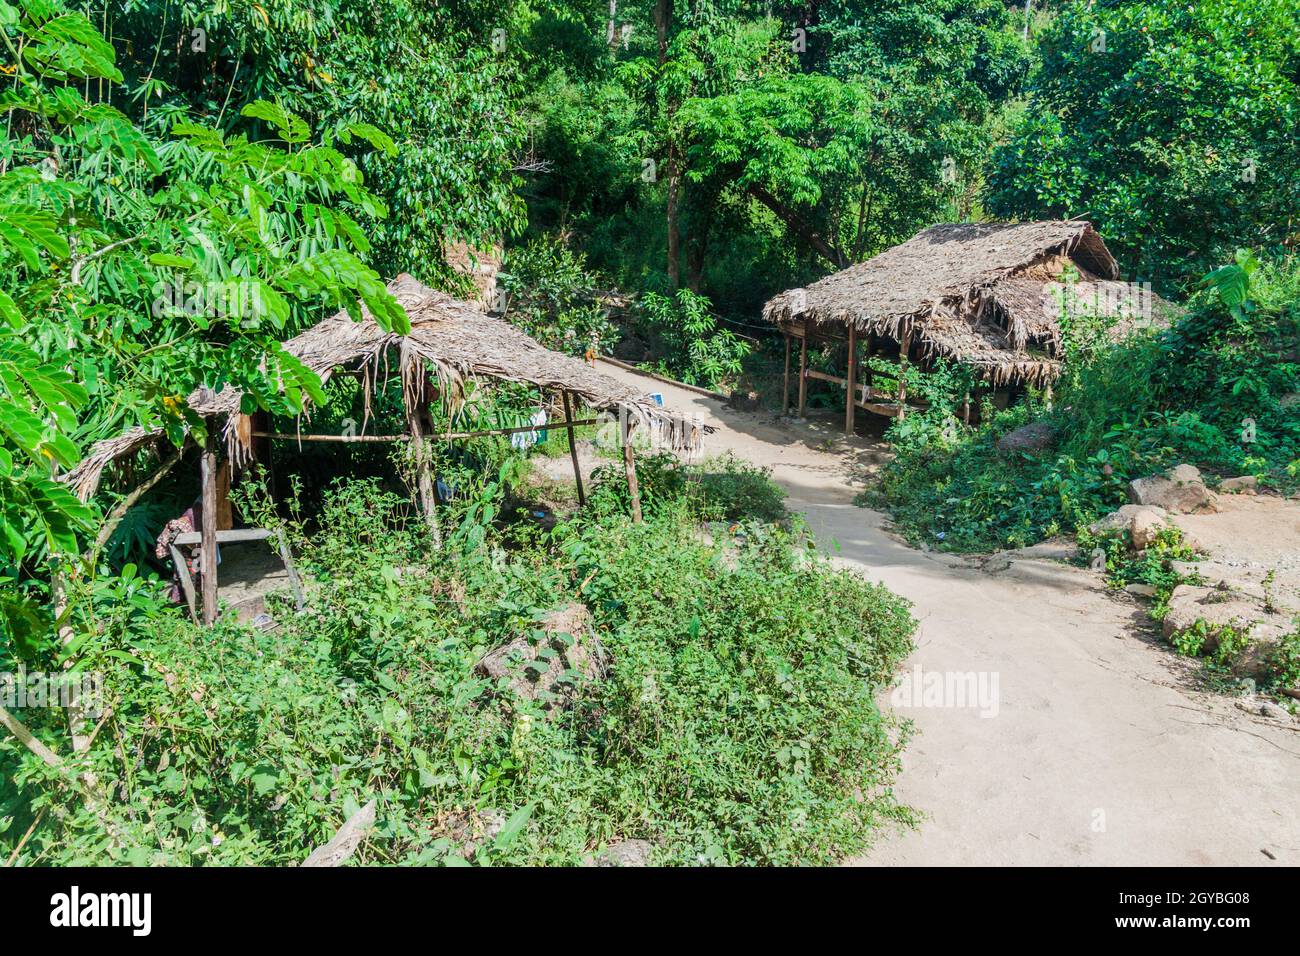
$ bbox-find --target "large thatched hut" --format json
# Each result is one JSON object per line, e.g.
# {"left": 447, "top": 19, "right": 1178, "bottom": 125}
{"left": 764, "top": 220, "right": 1172, "bottom": 433}
{"left": 69, "top": 274, "right": 704, "bottom": 623}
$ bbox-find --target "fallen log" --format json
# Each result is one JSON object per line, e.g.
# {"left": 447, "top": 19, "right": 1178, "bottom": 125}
{"left": 301, "top": 800, "right": 377, "bottom": 867}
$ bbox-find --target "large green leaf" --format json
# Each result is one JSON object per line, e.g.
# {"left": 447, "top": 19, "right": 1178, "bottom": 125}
{"left": 22, "top": 12, "right": 123, "bottom": 82}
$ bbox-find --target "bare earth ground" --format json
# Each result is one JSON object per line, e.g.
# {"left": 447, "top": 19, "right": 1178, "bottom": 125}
{"left": 591, "top": 360, "right": 1300, "bottom": 866}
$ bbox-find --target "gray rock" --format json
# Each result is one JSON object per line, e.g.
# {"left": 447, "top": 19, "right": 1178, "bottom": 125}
{"left": 1124, "top": 583, "right": 1158, "bottom": 598}
{"left": 1259, "top": 700, "right": 1290, "bottom": 720}
{"left": 1128, "top": 464, "right": 1219, "bottom": 515}
{"left": 996, "top": 421, "right": 1057, "bottom": 455}
{"left": 591, "top": 839, "right": 655, "bottom": 867}
{"left": 1218, "top": 475, "right": 1257, "bottom": 494}
{"left": 1090, "top": 504, "right": 1167, "bottom": 536}
{"left": 475, "top": 603, "right": 607, "bottom": 708}
{"left": 1130, "top": 508, "right": 1168, "bottom": 550}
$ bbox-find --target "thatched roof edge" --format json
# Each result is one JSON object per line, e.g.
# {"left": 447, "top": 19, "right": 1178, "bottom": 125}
{"left": 63, "top": 275, "right": 707, "bottom": 501}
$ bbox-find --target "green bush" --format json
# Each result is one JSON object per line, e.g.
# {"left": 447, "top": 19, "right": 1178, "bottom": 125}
{"left": 876, "top": 255, "right": 1300, "bottom": 552}
{"left": 2, "top": 471, "right": 913, "bottom": 866}
{"left": 589, "top": 451, "right": 786, "bottom": 524}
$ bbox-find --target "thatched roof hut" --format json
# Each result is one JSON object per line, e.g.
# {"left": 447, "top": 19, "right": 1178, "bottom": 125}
{"left": 65, "top": 274, "right": 703, "bottom": 501}
{"left": 765, "top": 220, "right": 1173, "bottom": 391}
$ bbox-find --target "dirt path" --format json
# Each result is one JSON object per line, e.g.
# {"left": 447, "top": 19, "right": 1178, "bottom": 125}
{"left": 595, "top": 361, "right": 1300, "bottom": 866}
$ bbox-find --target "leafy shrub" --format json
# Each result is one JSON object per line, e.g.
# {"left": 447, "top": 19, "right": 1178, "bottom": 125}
{"left": 2, "top": 471, "right": 913, "bottom": 866}
{"left": 589, "top": 452, "right": 785, "bottom": 524}
{"left": 1266, "top": 627, "right": 1300, "bottom": 691}
{"left": 637, "top": 289, "right": 751, "bottom": 390}
{"left": 497, "top": 237, "right": 616, "bottom": 357}
{"left": 876, "top": 254, "right": 1300, "bottom": 552}
{"left": 1076, "top": 525, "right": 1201, "bottom": 619}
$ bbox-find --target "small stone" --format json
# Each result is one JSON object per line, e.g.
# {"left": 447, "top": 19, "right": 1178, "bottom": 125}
{"left": 1218, "top": 476, "right": 1257, "bottom": 494}
{"left": 1259, "top": 700, "right": 1290, "bottom": 720}
{"left": 590, "top": 839, "right": 655, "bottom": 867}
{"left": 1129, "top": 509, "right": 1168, "bottom": 550}
{"left": 1124, "top": 583, "right": 1157, "bottom": 598}
{"left": 1090, "top": 504, "right": 1167, "bottom": 536}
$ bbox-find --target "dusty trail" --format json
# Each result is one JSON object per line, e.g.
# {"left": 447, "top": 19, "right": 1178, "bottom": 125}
{"left": 593, "top": 361, "right": 1300, "bottom": 866}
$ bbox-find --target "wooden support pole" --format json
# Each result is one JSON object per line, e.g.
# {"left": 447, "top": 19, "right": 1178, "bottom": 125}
{"left": 276, "top": 530, "right": 307, "bottom": 613}
{"left": 251, "top": 420, "right": 600, "bottom": 444}
{"left": 407, "top": 398, "right": 443, "bottom": 550}
{"left": 171, "top": 544, "right": 198, "bottom": 622}
{"left": 622, "top": 419, "right": 643, "bottom": 524}
{"left": 896, "top": 329, "right": 912, "bottom": 422}
{"left": 962, "top": 390, "right": 972, "bottom": 425}
{"left": 797, "top": 333, "right": 808, "bottom": 417}
{"left": 845, "top": 323, "right": 857, "bottom": 436}
{"left": 562, "top": 391, "right": 586, "bottom": 507}
{"left": 782, "top": 334, "right": 792, "bottom": 416}
{"left": 200, "top": 421, "right": 219, "bottom": 626}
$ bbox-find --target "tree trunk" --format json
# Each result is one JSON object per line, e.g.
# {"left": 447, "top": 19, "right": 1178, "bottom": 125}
{"left": 654, "top": 0, "right": 672, "bottom": 63}
{"left": 747, "top": 183, "right": 846, "bottom": 267}
{"left": 666, "top": 148, "right": 681, "bottom": 289}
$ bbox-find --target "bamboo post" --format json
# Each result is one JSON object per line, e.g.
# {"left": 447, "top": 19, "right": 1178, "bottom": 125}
{"left": 200, "top": 420, "right": 219, "bottom": 626}
{"left": 562, "top": 391, "right": 586, "bottom": 507}
{"left": 844, "top": 323, "right": 857, "bottom": 436}
{"left": 782, "top": 333, "right": 791, "bottom": 415}
{"left": 896, "top": 329, "right": 912, "bottom": 421}
{"left": 622, "top": 416, "right": 643, "bottom": 524}
{"left": 406, "top": 397, "right": 443, "bottom": 550}
{"left": 797, "top": 333, "right": 808, "bottom": 417}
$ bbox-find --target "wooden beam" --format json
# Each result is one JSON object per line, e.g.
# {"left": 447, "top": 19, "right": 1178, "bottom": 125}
{"left": 562, "top": 391, "right": 586, "bottom": 507}
{"left": 200, "top": 422, "right": 219, "bottom": 626}
{"left": 252, "top": 431, "right": 406, "bottom": 443}
{"left": 216, "top": 459, "right": 233, "bottom": 530}
{"left": 173, "top": 528, "right": 273, "bottom": 546}
{"left": 845, "top": 323, "right": 857, "bottom": 436}
{"left": 276, "top": 530, "right": 306, "bottom": 613}
{"left": 170, "top": 544, "right": 198, "bottom": 622}
{"left": 805, "top": 368, "right": 845, "bottom": 386}
{"left": 251, "top": 419, "right": 600, "bottom": 444}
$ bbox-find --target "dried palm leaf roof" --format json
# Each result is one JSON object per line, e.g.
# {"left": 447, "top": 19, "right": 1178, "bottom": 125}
{"left": 64, "top": 274, "right": 705, "bottom": 501}
{"left": 763, "top": 220, "right": 1171, "bottom": 385}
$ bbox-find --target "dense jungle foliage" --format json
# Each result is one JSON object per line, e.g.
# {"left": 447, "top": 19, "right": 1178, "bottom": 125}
{"left": 0, "top": 0, "right": 1298, "bottom": 865}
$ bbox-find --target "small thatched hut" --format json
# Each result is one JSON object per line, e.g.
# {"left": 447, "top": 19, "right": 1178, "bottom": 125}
{"left": 68, "top": 274, "right": 704, "bottom": 623}
{"left": 764, "top": 220, "right": 1173, "bottom": 433}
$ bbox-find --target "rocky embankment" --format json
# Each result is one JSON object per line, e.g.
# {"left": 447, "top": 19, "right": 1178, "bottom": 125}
{"left": 1091, "top": 464, "right": 1299, "bottom": 700}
